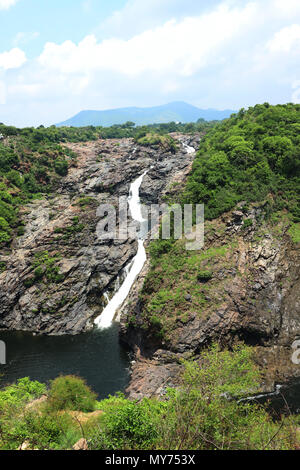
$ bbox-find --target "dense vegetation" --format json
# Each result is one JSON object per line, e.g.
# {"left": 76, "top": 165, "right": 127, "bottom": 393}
{"left": 0, "top": 125, "right": 77, "bottom": 246}
{"left": 185, "top": 103, "right": 300, "bottom": 222}
{"left": 0, "top": 345, "right": 299, "bottom": 450}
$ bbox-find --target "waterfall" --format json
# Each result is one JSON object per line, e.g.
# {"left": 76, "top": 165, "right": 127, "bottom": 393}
{"left": 95, "top": 171, "right": 148, "bottom": 330}
{"left": 182, "top": 142, "right": 196, "bottom": 154}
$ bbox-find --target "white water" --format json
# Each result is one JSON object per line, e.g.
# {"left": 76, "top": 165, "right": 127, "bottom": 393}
{"left": 182, "top": 142, "right": 196, "bottom": 154}
{"left": 95, "top": 171, "right": 148, "bottom": 330}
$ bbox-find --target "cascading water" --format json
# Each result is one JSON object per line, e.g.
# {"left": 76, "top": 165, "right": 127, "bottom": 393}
{"left": 182, "top": 142, "right": 196, "bottom": 154}
{"left": 95, "top": 171, "right": 148, "bottom": 330}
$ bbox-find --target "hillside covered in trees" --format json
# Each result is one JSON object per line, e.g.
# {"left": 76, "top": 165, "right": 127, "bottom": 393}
{"left": 185, "top": 103, "right": 300, "bottom": 222}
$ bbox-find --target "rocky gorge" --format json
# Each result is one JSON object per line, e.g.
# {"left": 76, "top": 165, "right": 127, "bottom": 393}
{"left": 0, "top": 134, "right": 199, "bottom": 336}
{"left": 0, "top": 130, "right": 299, "bottom": 404}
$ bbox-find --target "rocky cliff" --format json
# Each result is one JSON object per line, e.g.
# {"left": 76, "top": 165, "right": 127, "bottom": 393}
{"left": 0, "top": 135, "right": 199, "bottom": 335}
{"left": 120, "top": 203, "right": 300, "bottom": 399}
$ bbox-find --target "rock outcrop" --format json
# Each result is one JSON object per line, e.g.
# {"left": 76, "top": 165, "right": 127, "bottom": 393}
{"left": 120, "top": 203, "right": 300, "bottom": 399}
{"left": 0, "top": 135, "right": 198, "bottom": 335}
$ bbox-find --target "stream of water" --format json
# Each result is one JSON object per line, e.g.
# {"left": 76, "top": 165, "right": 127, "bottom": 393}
{"left": 94, "top": 171, "right": 148, "bottom": 330}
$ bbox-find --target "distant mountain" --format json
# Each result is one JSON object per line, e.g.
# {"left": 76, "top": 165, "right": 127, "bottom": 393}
{"left": 56, "top": 102, "right": 235, "bottom": 127}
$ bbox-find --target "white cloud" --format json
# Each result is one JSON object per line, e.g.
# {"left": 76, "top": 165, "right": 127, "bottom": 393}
{"left": 267, "top": 24, "right": 300, "bottom": 53}
{"left": 0, "top": 0, "right": 18, "bottom": 10}
{"left": 274, "top": 0, "right": 300, "bottom": 15}
{"left": 0, "top": 47, "right": 26, "bottom": 70}
{"left": 1, "top": 0, "right": 300, "bottom": 126}
{"left": 0, "top": 80, "right": 6, "bottom": 104}
{"left": 13, "top": 31, "right": 40, "bottom": 47}
{"left": 39, "top": 2, "right": 257, "bottom": 77}
{"left": 98, "top": 0, "right": 223, "bottom": 39}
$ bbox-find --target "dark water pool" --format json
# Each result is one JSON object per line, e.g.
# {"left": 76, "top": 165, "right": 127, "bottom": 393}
{"left": 256, "top": 381, "right": 300, "bottom": 416}
{"left": 0, "top": 325, "right": 131, "bottom": 399}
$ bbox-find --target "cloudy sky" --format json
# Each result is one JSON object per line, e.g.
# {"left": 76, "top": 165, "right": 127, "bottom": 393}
{"left": 0, "top": 0, "right": 300, "bottom": 127}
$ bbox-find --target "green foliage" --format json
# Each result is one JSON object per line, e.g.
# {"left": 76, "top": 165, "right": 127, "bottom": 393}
{"left": 76, "top": 196, "right": 97, "bottom": 207}
{"left": 23, "top": 251, "right": 64, "bottom": 287}
{"left": 185, "top": 103, "right": 300, "bottom": 221}
{"left": 149, "top": 239, "right": 174, "bottom": 259}
{"left": 54, "top": 218, "right": 85, "bottom": 239}
{"left": 54, "top": 159, "right": 68, "bottom": 176}
{"left": 0, "top": 261, "right": 6, "bottom": 273}
{"left": 90, "top": 396, "right": 160, "bottom": 450}
{"left": 288, "top": 223, "right": 300, "bottom": 243}
{"left": 47, "top": 376, "right": 97, "bottom": 413}
{"left": 197, "top": 270, "right": 213, "bottom": 282}
{"left": 0, "top": 349, "right": 298, "bottom": 450}
{"left": 134, "top": 133, "right": 177, "bottom": 153}
{"left": 33, "top": 251, "right": 64, "bottom": 283}
{"left": 0, "top": 377, "right": 46, "bottom": 412}
{"left": 243, "top": 218, "right": 254, "bottom": 229}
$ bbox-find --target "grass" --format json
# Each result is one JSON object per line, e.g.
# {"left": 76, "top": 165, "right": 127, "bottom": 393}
{"left": 140, "top": 236, "right": 237, "bottom": 342}
{"left": 288, "top": 223, "right": 300, "bottom": 244}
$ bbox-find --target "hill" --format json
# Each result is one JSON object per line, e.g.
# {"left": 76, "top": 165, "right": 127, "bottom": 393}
{"left": 56, "top": 101, "right": 235, "bottom": 127}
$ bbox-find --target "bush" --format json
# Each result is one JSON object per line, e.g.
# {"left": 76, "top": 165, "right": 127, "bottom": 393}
{"left": 197, "top": 270, "right": 213, "bottom": 282}
{"left": 89, "top": 396, "right": 160, "bottom": 450}
{"left": 54, "top": 159, "right": 68, "bottom": 176}
{"left": 156, "top": 344, "right": 297, "bottom": 450}
{"left": 47, "top": 376, "right": 97, "bottom": 412}
{"left": 243, "top": 218, "right": 253, "bottom": 229}
{"left": 0, "top": 377, "right": 46, "bottom": 412}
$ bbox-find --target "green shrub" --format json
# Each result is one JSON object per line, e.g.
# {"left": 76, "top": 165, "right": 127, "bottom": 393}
{"left": 0, "top": 231, "right": 11, "bottom": 244}
{"left": 149, "top": 239, "right": 174, "bottom": 260}
{"left": 288, "top": 223, "right": 300, "bottom": 243}
{"left": 47, "top": 376, "right": 96, "bottom": 412}
{"left": 197, "top": 270, "right": 213, "bottom": 282}
{"left": 90, "top": 396, "right": 159, "bottom": 450}
{"left": 0, "top": 377, "right": 46, "bottom": 411}
{"left": 243, "top": 218, "right": 253, "bottom": 229}
{"left": 54, "top": 159, "right": 68, "bottom": 176}
{"left": 24, "top": 277, "right": 35, "bottom": 288}
{"left": 0, "top": 261, "right": 6, "bottom": 273}
{"left": 156, "top": 344, "right": 296, "bottom": 450}
{"left": 17, "top": 226, "right": 25, "bottom": 236}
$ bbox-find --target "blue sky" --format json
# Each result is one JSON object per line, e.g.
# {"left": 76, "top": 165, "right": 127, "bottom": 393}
{"left": 0, "top": 0, "right": 126, "bottom": 57}
{"left": 0, "top": 0, "right": 300, "bottom": 126}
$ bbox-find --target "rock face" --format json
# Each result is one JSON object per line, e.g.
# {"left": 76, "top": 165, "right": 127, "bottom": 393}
{"left": 73, "top": 438, "right": 88, "bottom": 451}
{"left": 120, "top": 203, "right": 300, "bottom": 399}
{"left": 0, "top": 135, "right": 198, "bottom": 335}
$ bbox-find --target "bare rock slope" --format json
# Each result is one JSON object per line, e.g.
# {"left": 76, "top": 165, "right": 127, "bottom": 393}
{"left": 0, "top": 135, "right": 198, "bottom": 335}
